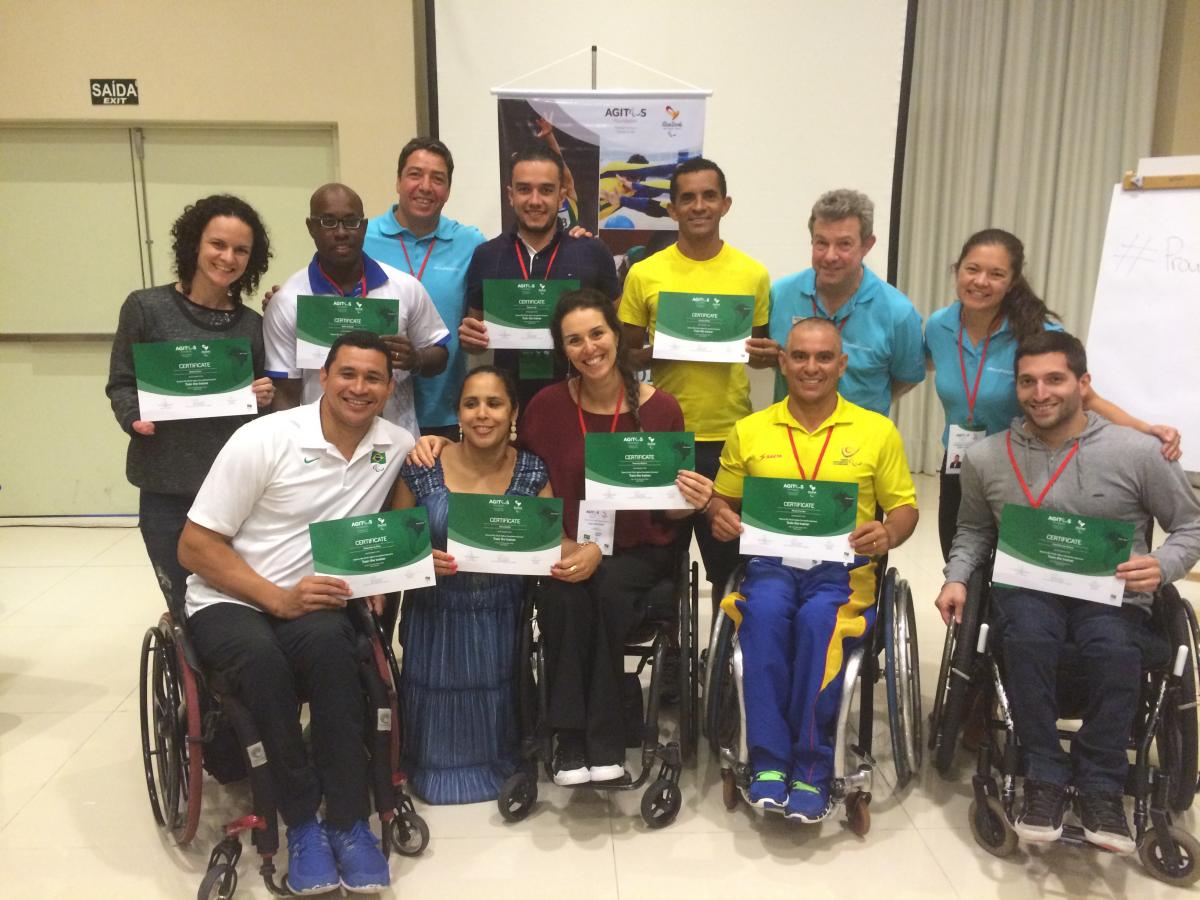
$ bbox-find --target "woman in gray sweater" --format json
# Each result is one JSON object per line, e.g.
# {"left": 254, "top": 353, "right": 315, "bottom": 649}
{"left": 106, "top": 194, "right": 275, "bottom": 612}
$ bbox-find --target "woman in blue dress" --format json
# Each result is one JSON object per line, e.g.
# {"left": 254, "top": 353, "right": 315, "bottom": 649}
{"left": 925, "top": 228, "right": 1180, "bottom": 559}
{"left": 391, "top": 365, "right": 551, "bottom": 804}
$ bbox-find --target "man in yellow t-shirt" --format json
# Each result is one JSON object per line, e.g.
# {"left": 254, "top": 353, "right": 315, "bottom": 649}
{"left": 619, "top": 157, "right": 771, "bottom": 602}
{"left": 706, "top": 318, "right": 918, "bottom": 822}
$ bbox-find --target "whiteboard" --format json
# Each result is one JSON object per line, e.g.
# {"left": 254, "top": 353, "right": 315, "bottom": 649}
{"left": 432, "top": 0, "right": 909, "bottom": 283}
{"left": 1086, "top": 183, "right": 1200, "bottom": 472}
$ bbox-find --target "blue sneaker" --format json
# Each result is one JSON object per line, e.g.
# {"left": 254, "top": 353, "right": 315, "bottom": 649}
{"left": 285, "top": 818, "right": 339, "bottom": 895}
{"left": 785, "top": 780, "right": 831, "bottom": 823}
{"left": 327, "top": 818, "right": 390, "bottom": 893}
{"left": 747, "top": 770, "right": 788, "bottom": 812}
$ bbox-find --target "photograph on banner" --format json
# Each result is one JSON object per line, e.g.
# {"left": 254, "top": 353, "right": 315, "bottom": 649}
{"left": 495, "top": 92, "right": 706, "bottom": 264}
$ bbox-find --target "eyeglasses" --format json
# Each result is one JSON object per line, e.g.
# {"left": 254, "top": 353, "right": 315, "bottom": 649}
{"left": 309, "top": 215, "right": 365, "bottom": 230}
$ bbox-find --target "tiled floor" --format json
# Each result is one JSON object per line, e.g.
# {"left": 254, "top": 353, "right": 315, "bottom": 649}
{"left": 1, "top": 474, "right": 1196, "bottom": 898}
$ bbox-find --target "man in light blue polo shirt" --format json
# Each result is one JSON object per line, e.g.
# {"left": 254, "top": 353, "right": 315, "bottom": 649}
{"left": 365, "top": 137, "right": 486, "bottom": 438}
{"left": 748, "top": 189, "right": 924, "bottom": 416}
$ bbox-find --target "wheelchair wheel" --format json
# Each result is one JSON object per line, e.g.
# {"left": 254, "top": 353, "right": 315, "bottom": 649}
{"left": 968, "top": 796, "right": 1017, "bottom": 858}
{"left": 497, "top": 771, "right": 538, "bottom": 822}
{"left": 704, "top": 612, "right": 740, "bottom": 759}
{"left": 1140, "top": 825, "right": 1200, "bottom": 887}
{"left": 389, "top": 810, "right": 430, "bottom": 857}
{"left": 640, "top": 778, "right": 682, "bottom": 828}
{"left": 197, "top": 863, "right": 237, "bottom": 900}
{"left": 676, "top": 560, "right": 700, "bottom": 764}
{"left": 933, "top": 568, "right": 986, "bottom": 774}
{"left": 140, "top": 617, "right": 203, "bottom": 844}
{"left": 845, "top": 790, "right": 871, "bottom": 837}
{"left": 884, "top": 573, "right": 922, "bottom": 790}
{"left": 1159, "top": 587, "right": 1199, "bottom": 813}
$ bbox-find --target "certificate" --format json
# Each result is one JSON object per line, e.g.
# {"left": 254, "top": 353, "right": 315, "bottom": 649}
{"left": 483, "top": 279, "right": 579, "bottom": 350}
{"left": 652, "top": 292, "right": 753, "bottom": 363}
{"left": 740, "top": 477, "right": 858, "bottom": 565}
{"left": 309, "top": 508, "right": 436, "bottom": 598}
{"left": 295, "top": 295, "right": 400, "bottom": 369}
{"left": 133, "top": 338, "right": 256, "bottom": 422}
{"left": 447, "top": 494, "right": 564, "bottom": 575}
{"left": 992, "top": 504, "right": 1134, "bottom": 606}
{"left": 584, "top": 432, "right": 695, "bottom": 510}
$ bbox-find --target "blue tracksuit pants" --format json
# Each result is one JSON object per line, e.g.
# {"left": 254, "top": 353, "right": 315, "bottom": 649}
{"left": 735, "top": 556, "right": 877, "bottom": 787}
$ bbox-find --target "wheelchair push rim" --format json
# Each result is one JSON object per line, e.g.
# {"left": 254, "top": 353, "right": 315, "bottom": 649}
{"left": 885, "top": 573, "right": 922, "bottom": 789}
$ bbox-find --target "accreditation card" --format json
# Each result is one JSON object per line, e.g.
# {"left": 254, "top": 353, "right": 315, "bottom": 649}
{"left": 991, "top": 504, "right": 1134, "bottom": 606}
{"left": 447, "top": 494, "right": 564, "bottom": 575}
{"left": 483, "top": 279, "right": 579, "bottom": 350}
{"left": 944, "top": 424, "right": 985, "bottom": 475}
{"left": 295, "top": 295, "right": 401, "bottom": 369}
{"left": 584, "top": 432, "right": 695, "bottom": 510}
{"left": 309, "top": 508, "right": 436, "bottom": 598}
{"left": 739, "top": 477, "right": 858, "bottom": 565}
{"left": 133, "top": 338, "right": 256, "bottom": 422}
{"left": 652, "top": 292, "right": 753, "bottom": 363}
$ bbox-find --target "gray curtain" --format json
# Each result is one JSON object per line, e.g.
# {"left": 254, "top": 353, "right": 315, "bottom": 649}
{"left": 894, "top": 0, "right": 1165, "bottom": 473}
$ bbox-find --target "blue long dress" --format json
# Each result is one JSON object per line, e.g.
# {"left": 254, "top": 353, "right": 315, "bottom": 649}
{"left": 398, "top": 450, "right": 549, "bottom": 804}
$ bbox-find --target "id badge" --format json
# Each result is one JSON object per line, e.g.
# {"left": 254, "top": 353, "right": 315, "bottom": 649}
{"left": 944, "top": 424, "right": 985, "bottom": 475}
{"left": 519, "top": 349, "right": 554, "bottom": 380}
{"left": 577, "top": 501, "right": 615, "bottom": 555}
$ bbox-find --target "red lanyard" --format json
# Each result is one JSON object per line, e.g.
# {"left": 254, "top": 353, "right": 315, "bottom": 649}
{"left": 514, "top": 240, "right": 561, "bottom": 281}
{"left": 316, "top": 263, "right": 366, "bottom": 298}
{"left": 574, "top": 379, "right": 624, "bottom": 437}
{"left": 957, "top": 321, "right": 995, "bottom": 424}
{"left": 812, "top": 299, "right": 848, "bottom": 332}
{"left": 396, "top": 235, "right": 436, "bottom": 282}
{"left": 1006, "top": 431, "right": 1080, "bottom": 508}
{"left": 786, "top": 425, "right": 835, "bottom": 480}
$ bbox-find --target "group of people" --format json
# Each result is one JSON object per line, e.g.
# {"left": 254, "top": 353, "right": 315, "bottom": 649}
{"left": 104, "top": 135, "right": 1199, "bottom": 892}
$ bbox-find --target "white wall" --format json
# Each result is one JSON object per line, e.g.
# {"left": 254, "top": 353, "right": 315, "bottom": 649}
{"left": 433, "top": 0, "right": 910, "bottom": 281}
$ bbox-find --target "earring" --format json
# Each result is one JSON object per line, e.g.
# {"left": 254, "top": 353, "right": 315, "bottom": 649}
{"left": 510, "top": 419, "right": 517, "bottom": 441}
{"left": 458, "top": 425, "right": 463, "bottom": 442}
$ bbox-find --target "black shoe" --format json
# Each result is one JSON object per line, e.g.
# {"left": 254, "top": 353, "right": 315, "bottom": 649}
{"left": 1013, "top": 780, "right": 1068, "bottom": 843}
{"left": 552, "top": 733, "right": 589, "bottom": 786}
{"left": 1077, "top": 792, "right": 1136, "bottom": 855}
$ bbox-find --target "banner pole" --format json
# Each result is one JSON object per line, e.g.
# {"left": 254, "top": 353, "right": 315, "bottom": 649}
{"left": 591, "top": 45, "right": 597, "bottom": 89}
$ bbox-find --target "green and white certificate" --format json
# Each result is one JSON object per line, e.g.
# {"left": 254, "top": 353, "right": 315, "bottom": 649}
{"left": 992, "top": 504, "right": 1134, "bottom": 606}
{"left": 132, "top": 338, "right": 256, "bottom": 422}
{"left": 447, "top": 494, "right": 564, "bottom": 575}
{"left": 483, "top": 279, "right": 579, "bottom": 349}
{"left": 295, "top": 295, "right": 400, "bottom": 369}
{"left": 652, "top": 292, "right": 754, "bottom": 363}
{"left": 584, "top": 432, "right": 695, "bottom": 510}
{"left": 740, "top": 477, "right": 858, "bottom": 565}
{"left": 309, "top": 508, "right": 435, "bottom": 597}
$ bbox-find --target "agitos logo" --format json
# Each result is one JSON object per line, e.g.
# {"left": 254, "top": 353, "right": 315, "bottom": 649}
{"left": 604, "top": 107, "right": 647, "bottom": 118}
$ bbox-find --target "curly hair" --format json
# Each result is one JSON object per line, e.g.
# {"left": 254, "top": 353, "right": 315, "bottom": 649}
{"left": 171, "top": 194, "right": 271, "bottom": 302}
{"left": 550, "top": 288, "right": 642, "bottom": 431}
{"left": 954, "top": 228, "right": 1060, "bottom": 343}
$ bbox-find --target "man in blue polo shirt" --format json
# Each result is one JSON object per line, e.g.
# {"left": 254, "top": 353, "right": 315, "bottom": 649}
{"left": 264, "top": 183, "right": 450, "bottom": 440}
{"left": 750, "top": 189, "right": 924, "bottom": 416}
{"left": 458, "top": 145, "right": 619, "bottom": 410}
{"left": 364, "top": 138, "right": 486, "bottom": 439}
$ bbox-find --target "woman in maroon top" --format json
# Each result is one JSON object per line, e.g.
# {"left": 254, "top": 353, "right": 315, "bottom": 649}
{"left": 521, "top": 288, "right": 712, "bottom": 785}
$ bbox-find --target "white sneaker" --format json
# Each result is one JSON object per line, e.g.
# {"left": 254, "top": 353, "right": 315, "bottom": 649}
{"left": 553, "top": 765, "right": 591, "bottom": 786}
{"left": 552, "top": 740, "right": 591, "bottom": 786}
{"left": 588, "top": 764, "right": 625, "bottom": 783}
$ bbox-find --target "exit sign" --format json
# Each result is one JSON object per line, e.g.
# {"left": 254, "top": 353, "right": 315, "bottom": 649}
{"left": 91, "top": 79, "right": 139, "bottom": 105}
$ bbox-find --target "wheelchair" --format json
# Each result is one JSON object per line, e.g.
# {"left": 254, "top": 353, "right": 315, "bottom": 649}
{"left": 702, "top": 558, "right": 922, "bottom": 835}
{"left": 928, "top": 565, "right": 1200, "bottom": 886}
{"left": 139, "top": 594, "right": 429, "bottom": 899}
{"left": 497, "top": 546, "right": 700, "bottom": 828}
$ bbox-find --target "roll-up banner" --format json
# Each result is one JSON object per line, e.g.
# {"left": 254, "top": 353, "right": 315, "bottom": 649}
{"left": 494, "top": 90, "right": 708, "bottom": 263}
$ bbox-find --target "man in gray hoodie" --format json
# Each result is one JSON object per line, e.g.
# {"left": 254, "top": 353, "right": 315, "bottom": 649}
{"left": 936, "top": 330, "right": 1200, "bottom": 856}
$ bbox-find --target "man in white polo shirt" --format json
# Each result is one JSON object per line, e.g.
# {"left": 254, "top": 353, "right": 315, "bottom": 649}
{"left": 265, "top": 182, "right": 450, "bottom": 439}
{"left": 178, "top": 331, "right": 413, "bottom": 895}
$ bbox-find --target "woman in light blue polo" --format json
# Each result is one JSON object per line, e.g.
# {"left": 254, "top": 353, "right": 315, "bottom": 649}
{"left": 925, "top": 228, "right": 1180, "bottom": 559}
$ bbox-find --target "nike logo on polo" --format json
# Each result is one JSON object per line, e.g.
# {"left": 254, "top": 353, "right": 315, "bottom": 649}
{"left": 303, "top": 456, "right": 319, "bottom": 464}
